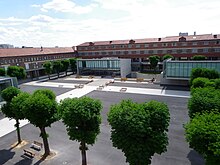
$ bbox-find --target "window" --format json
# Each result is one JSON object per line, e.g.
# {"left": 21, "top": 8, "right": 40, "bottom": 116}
{"left": 163, "top": 43, "right": 168, "bottom": 47}
{"left": 132, "top": 51, "right": 136, "bottom": 54}
{"left": 153, "top": 44, "right": 157, "bottom": 47}
{"left": 204, "top": 41, "right": 209, "bottom": 45}
{"left": 192, "top": 49, "right": 198, "bottom": 53}
{"left": 128, "top": 45, "right": 132, "bottom": 48}
{"left": 136, "top": 44, "right": 141, "bottom": 48}
{"left": 182, "top": 49, "right": 187, "bottom": 53}
{"left": 192, "top": 42, "right": 197, "bottom": 45}
{"left": 203, "top": 48, "right": 209, "bottom": 53}
{"left": 182, "top": 42, "right": 187, "bottom": 46}
{"left": 172, "top": 43, "right": 177, "bottom": 46}
{"left": 144, "top": 44, "right": 149, "bottom": 47}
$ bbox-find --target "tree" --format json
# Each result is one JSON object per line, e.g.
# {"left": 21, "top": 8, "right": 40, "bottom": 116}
{"left": 33, "top": 89, "right": 56, "bottom": 100}
{"left": 7, "top": 66, "right": 26, "bottom": 79}
{"left": 149, "top": 55, "right": 160, "bottom": 72}
{"left": 108, "top": 100, "right": 170, "bottom": 165}
{"left": 61, "top": 59, "right": 70, "bottom": 76}
{"left": 52, "top": 60, "right": 63, "bottom": 78}
{"left": 191, "top": 77, "right": 210, "bottom": 89}
{"left": 190, "top": 68, "right": 219, "bottom": 86}
{"left": 0, "top": 68, "right": 6, "bottom": 76}
{"left": 192, "top": 55, "right": 206, "bottom": 60}
{"left": 1, "top": 87, "right": 24, "bottom": 144}
{"left": 43, "top": 61, "right": 52, "bottom": 80}
{"left": 69, "top": 58, "right": 77, "bottom": 73}
{"left": 188, "top": 87, "right": 220, "bottom": 118}
{"left": 22, "top": 90, "right": 58, "bottom": 156}
{"left": 185, "top": 112, "right": 220, "bottom": 165}
{"left": 59, "top": 97, "right": 102, "bottom": 165}
{"left": 163, "top": 54, "right": 174, "bottom": 61}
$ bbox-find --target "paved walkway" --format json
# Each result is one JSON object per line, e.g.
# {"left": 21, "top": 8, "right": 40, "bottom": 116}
{"left": 0, "top": 78, "right": 190, "bottom": 138}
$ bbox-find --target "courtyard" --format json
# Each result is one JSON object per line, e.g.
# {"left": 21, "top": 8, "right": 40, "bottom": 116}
{"left": 0, "top": 76, "right": 204, "bottom": 165}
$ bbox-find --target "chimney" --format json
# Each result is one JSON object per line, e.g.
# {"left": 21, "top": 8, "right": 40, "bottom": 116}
{"left": 214, "top": 34, "right": 217, "bottom": 38}
{"left": 194, "top": 31, "right": 196, "bottom": 35}
{"left": 158, "top": 38, "right": 161, "bottom": 41}
{"left": 40, "top": 46, "right": 43, "bottom": 51}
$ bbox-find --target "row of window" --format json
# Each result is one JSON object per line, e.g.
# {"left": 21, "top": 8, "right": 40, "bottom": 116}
{"left": 78, "top": 60, "right": 120, "bottom": 69}
{"left": 78, "top": 48, "right": 220, "bottom": 56}
{"left": 0, "top": 54, "right": 73, "bottom": 65}
{"left": 165, "top": 61, "right": 220, "bottom": 78}
{"left": 78, "top": 41, "right": 220, "bottom": 51}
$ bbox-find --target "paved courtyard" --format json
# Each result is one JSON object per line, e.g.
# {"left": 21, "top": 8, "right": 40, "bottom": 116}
{"left": 0, "top": 76, "right": 204, "bottom": 165}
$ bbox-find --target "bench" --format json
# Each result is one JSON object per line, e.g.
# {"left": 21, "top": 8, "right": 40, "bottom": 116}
{"left": 31, "top": 141, "right": 43, "bottom": 151}
{"left": 136, "top": 78, "right": 144, "bottom": 82}
{"left": 121, "top": 78, "right": 127, "bottom": 81}
{"left": 120, "top": 88, "right": 127, "bottom": 92}
{"left": 24, "top": 149, "right": 35, "bottom": 158}
{"left": 79, "top": 84, "right": 84, "bottom": 88}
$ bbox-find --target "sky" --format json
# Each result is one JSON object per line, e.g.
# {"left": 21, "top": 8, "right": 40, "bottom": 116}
{"left": 0, "top": 0, "right": 220, "bottom": 47}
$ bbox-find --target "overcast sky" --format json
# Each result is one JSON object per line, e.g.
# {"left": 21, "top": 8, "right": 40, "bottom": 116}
{"left": 0, "top": 0, "right": 220, "bottom": 47}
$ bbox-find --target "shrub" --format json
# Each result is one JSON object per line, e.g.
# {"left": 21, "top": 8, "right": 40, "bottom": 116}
{"left": 185, "top": 112, "right": 220, "bottom": 165}
{"left": 188, "top": 87, "right": 220, "bottom": 118}
{"left": 190, "top": 68, "right": 219, "bottom": 86}
{"left": 191, "top": 77, "right": 209, "bottom": 89}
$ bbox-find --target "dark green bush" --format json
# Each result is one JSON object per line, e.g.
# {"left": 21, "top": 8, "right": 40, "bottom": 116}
{"left": 191, "top": 77, "right": 209, "bottom": 89}
{"left": 190, "top": 68, "right": 219, "bottom": 86}
{"left": 188, "top": 87, "right": 220, "bottom": 118}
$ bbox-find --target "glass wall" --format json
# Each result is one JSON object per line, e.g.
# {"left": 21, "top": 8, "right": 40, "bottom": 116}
{"left": 164, "top": 61, "right": 220, "bottom": 79}
{"left": 78, "top": 59, "right": 120, "bottom": 69}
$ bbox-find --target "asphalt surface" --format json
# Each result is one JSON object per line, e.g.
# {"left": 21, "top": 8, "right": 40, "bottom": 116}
{"left": 109, "top": 82, "right": 190, "bottom": 91}
{"left": 0, "top": 89, "right": 205, "bottom": 165}
{"left": 19, "top": 85, "right": 73, "bottom": 96}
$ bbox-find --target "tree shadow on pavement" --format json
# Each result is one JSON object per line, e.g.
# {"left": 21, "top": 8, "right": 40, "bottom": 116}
{"left": 14, "top": 156, "right": 33, "bottom": 165}
{"left": 0, "top": 148, "right": 15, "bottom": 165}
{"left": 187, "top": 150, "right": 205, "bottom": 165}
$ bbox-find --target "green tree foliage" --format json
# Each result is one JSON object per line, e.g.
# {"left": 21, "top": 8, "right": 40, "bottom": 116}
{"left": 59, "top": 97, "right": 102, "bottom": 165}
{"left": 43, "top": 61, "right": 52, "bottom": 80}
{"left": 1, "top": 86, "right": 21, "bottom": 102}
{"left": 149, "top": 55, "right": 160, "bottom": 72}
{"left": 1, "top": 87, "right": 24, "bottom": 143}
{"left": 188, "top": 87, "right": 220, "bottom": 118}
{"left": 7, "top": 66, "right": 26, "bottom": 79}
{"left": 214, "top": 78, "right": 220, "bottom": 89}
{"left": 61, "top": 59, "right": 70, "bottom": 76}
{"left": 185, "top": 112, "right": 220, "bottom": 165}
{"left": 22, "top": 90, "right": 58, "bottom": 156}
{"left": 108, "top": 100, "right": 170, "bottom": 165}
{"left": 69, "top": 58, "right": 77, "bottom": 73}
{"left": 33, "top": 89, "right": 56, "bottom": 100}
{"left": 52, "top": 60, "right": 63, "bottom": 78}
{"left": 162, "top": 54, "right": 174, "bottom": 60}
{"left": 191, "top": 77, "right": 210, "bottom": 89}
{"left": 190, "top": 68, "right": 219, "bottom": 86}
{"left": 0, "top": 68, "right": 6, "bottom": 76}
{"left": 192, "top": 55, "right": 206, "bottom": 60}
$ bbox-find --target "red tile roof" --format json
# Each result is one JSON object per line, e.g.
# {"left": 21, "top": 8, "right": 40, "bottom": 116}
{"left": 0, "top": 47, "right": 75, "bottom": 58}
{"left": 78, "top": 34, "right": 220, "bottom": 46}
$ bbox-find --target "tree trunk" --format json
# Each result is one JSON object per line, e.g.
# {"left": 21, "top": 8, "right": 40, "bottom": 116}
{"left": 80, "top": 141, "right": 87, "bottom": 165}
{"left": 15, "top": 119, "right": 22, "bottom": 144}
{"left": 57, "top": 71, "right": 59, "bottom": 78}
{"left": 48, "top": 74, "right": 50, "bottom": 80}
{"left": 39, "top": 127, "right": 50, "bottom": 156}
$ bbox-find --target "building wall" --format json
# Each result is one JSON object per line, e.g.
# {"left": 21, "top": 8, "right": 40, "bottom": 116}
{"left": 0, "top": 52, "right": 76, "bottom": 78}
{"left": 120, "top": 59, "right": 131, "bottom": 78}
{"left": 76, "top": 34, "right": 220, "bottom": 72}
